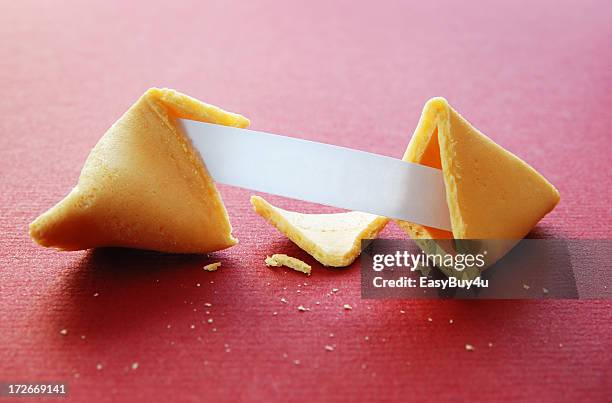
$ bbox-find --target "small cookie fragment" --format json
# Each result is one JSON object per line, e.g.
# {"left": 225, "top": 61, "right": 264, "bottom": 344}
{"left": 251, "top": 196, "right": 389, "bottom": 267}
{"left": 204, "top": 262, "right": 221, "bottom": 272}
{"left": 265, "top": 254, "right": 311, "bottom": 276}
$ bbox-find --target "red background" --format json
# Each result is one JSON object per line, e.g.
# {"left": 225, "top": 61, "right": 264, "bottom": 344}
{"left": 1, "top": 1, "right": 610, "bottom": 402}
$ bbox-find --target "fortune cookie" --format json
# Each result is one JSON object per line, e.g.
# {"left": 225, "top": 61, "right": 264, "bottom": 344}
{"left": 30, "top": 88, "right": 249, "bottom": 253}
{"left": 397, "top": 97, "right": 560, "bottom": 271}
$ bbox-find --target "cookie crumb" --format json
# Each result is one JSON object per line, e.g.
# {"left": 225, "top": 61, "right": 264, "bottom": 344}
{"left": 265, "top": 254, "right": 311, "bottom": 275}
{"left": 343, "top": 304, "right": 352, "bottom": 310}
{"left": 204, "top": 262, "right": 221, "bottom": 272}
{"left": 522, "top": 283, "right": 530, "bottom": 290}
{"left": 324, "top": 345, "right": 334, "bottom": 352}
{"left": 59, "top": 329, "right": 68, "bottom": 336}
{"left": 465, "top": 344, "right": 475, "bottom": 351}
{"left": 131, "top": 362, "right": 139, "bottom": 370}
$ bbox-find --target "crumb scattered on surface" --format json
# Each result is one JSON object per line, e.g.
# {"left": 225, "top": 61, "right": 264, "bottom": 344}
{"left": 332, "top": 288, "right": 339, "bottom": 293}
{"left": 96, "top": 363, "right": 103, "bottom": 370}
{"left": 324, "top": 345, "right": 334, "bottom": 352}
{"left": 542, "top": 287, "right": 549, "bottom": 294}
{"left": 449, "top": 319, "right": 454, "bottom": 324}
{"left": 207, "top": 318, "right": 213, "bottom": 324}
{"left": 343, "top": 304, "right": 352, "bottom": 310}
{"left": 204, "top": 303, "right": 212, "bottom": 307}
{"left": 59, "top": 329, "right": 68, "bottom": 336}
{"left": 196, "top": 283, "right": 201, "bottom": 287}
{"left": 329, "top": 333, "right": 334, "bottom": 338}
{"left": 131, "top": 362, "right": 139, "bottom": 370}
{"left": 93, "top": 292, "right": 99, "bottom": 297}
{"left": 265, "top": 254, "right": 311, "bottom": 276}
{"left": 465, "top": 344, "right": 475, "bottom": 351}
{"left": 427, "top": 317, "right": 433, "bottom": 322}
{"left": 364, "top": 336, "right": 370, "bottom": 341}
{"left": 488, "top": 342, "right": 493, "bottom": 347}
{"left": 297, "top": 305, "right": 309, "bottom": 312}
{"left": 293, "top": 359, "right": 300, "bottom": 365}
{"left": 280, "top": 297, "right": 288, "bottom": 304}
{"left": 523, "top": 283, "right": 530, "bottom": 290}
{"left": 272, "top": 311, "right": 278, "bottom": 316}
{"left": 400, "top": 310, "right": 405, "bottom": 314}
{"left": 204, "top": 262, "right": 221, "bottom": 272}
{"left": 190, "top": 324, "right": 195, "bottom": 329}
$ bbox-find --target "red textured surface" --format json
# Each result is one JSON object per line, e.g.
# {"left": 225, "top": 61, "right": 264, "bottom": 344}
{"left": 1, "top": 1, "right": 611, "bottom": 402}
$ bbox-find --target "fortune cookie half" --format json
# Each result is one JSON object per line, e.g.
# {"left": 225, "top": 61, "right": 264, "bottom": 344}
{"left": 397, "top": 98, "right": 560, "bottom": 269}
{"left": 30, "top": 88, "right": 249, "bottom": 253}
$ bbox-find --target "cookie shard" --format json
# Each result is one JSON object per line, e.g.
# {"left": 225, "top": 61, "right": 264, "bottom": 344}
{"left": 265, "top": 254, "right": 311, "bottom": 275}
{"left": 251, "top": 196, "right": 389, "bottom": 267}
{"left": 398, "top": 97, "right": 560, "bottom": 267}
{"left": 29, "top": 88, "right": 249, "bottom": 253}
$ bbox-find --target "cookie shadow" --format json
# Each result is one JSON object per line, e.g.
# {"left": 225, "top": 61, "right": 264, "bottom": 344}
{"left": 50, "top": 247, "right": 237, "bottom": 342}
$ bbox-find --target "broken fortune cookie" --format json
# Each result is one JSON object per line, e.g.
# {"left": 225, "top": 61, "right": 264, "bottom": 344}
{"left": 29, "top": 88, "right": 249, "bottom": 253}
